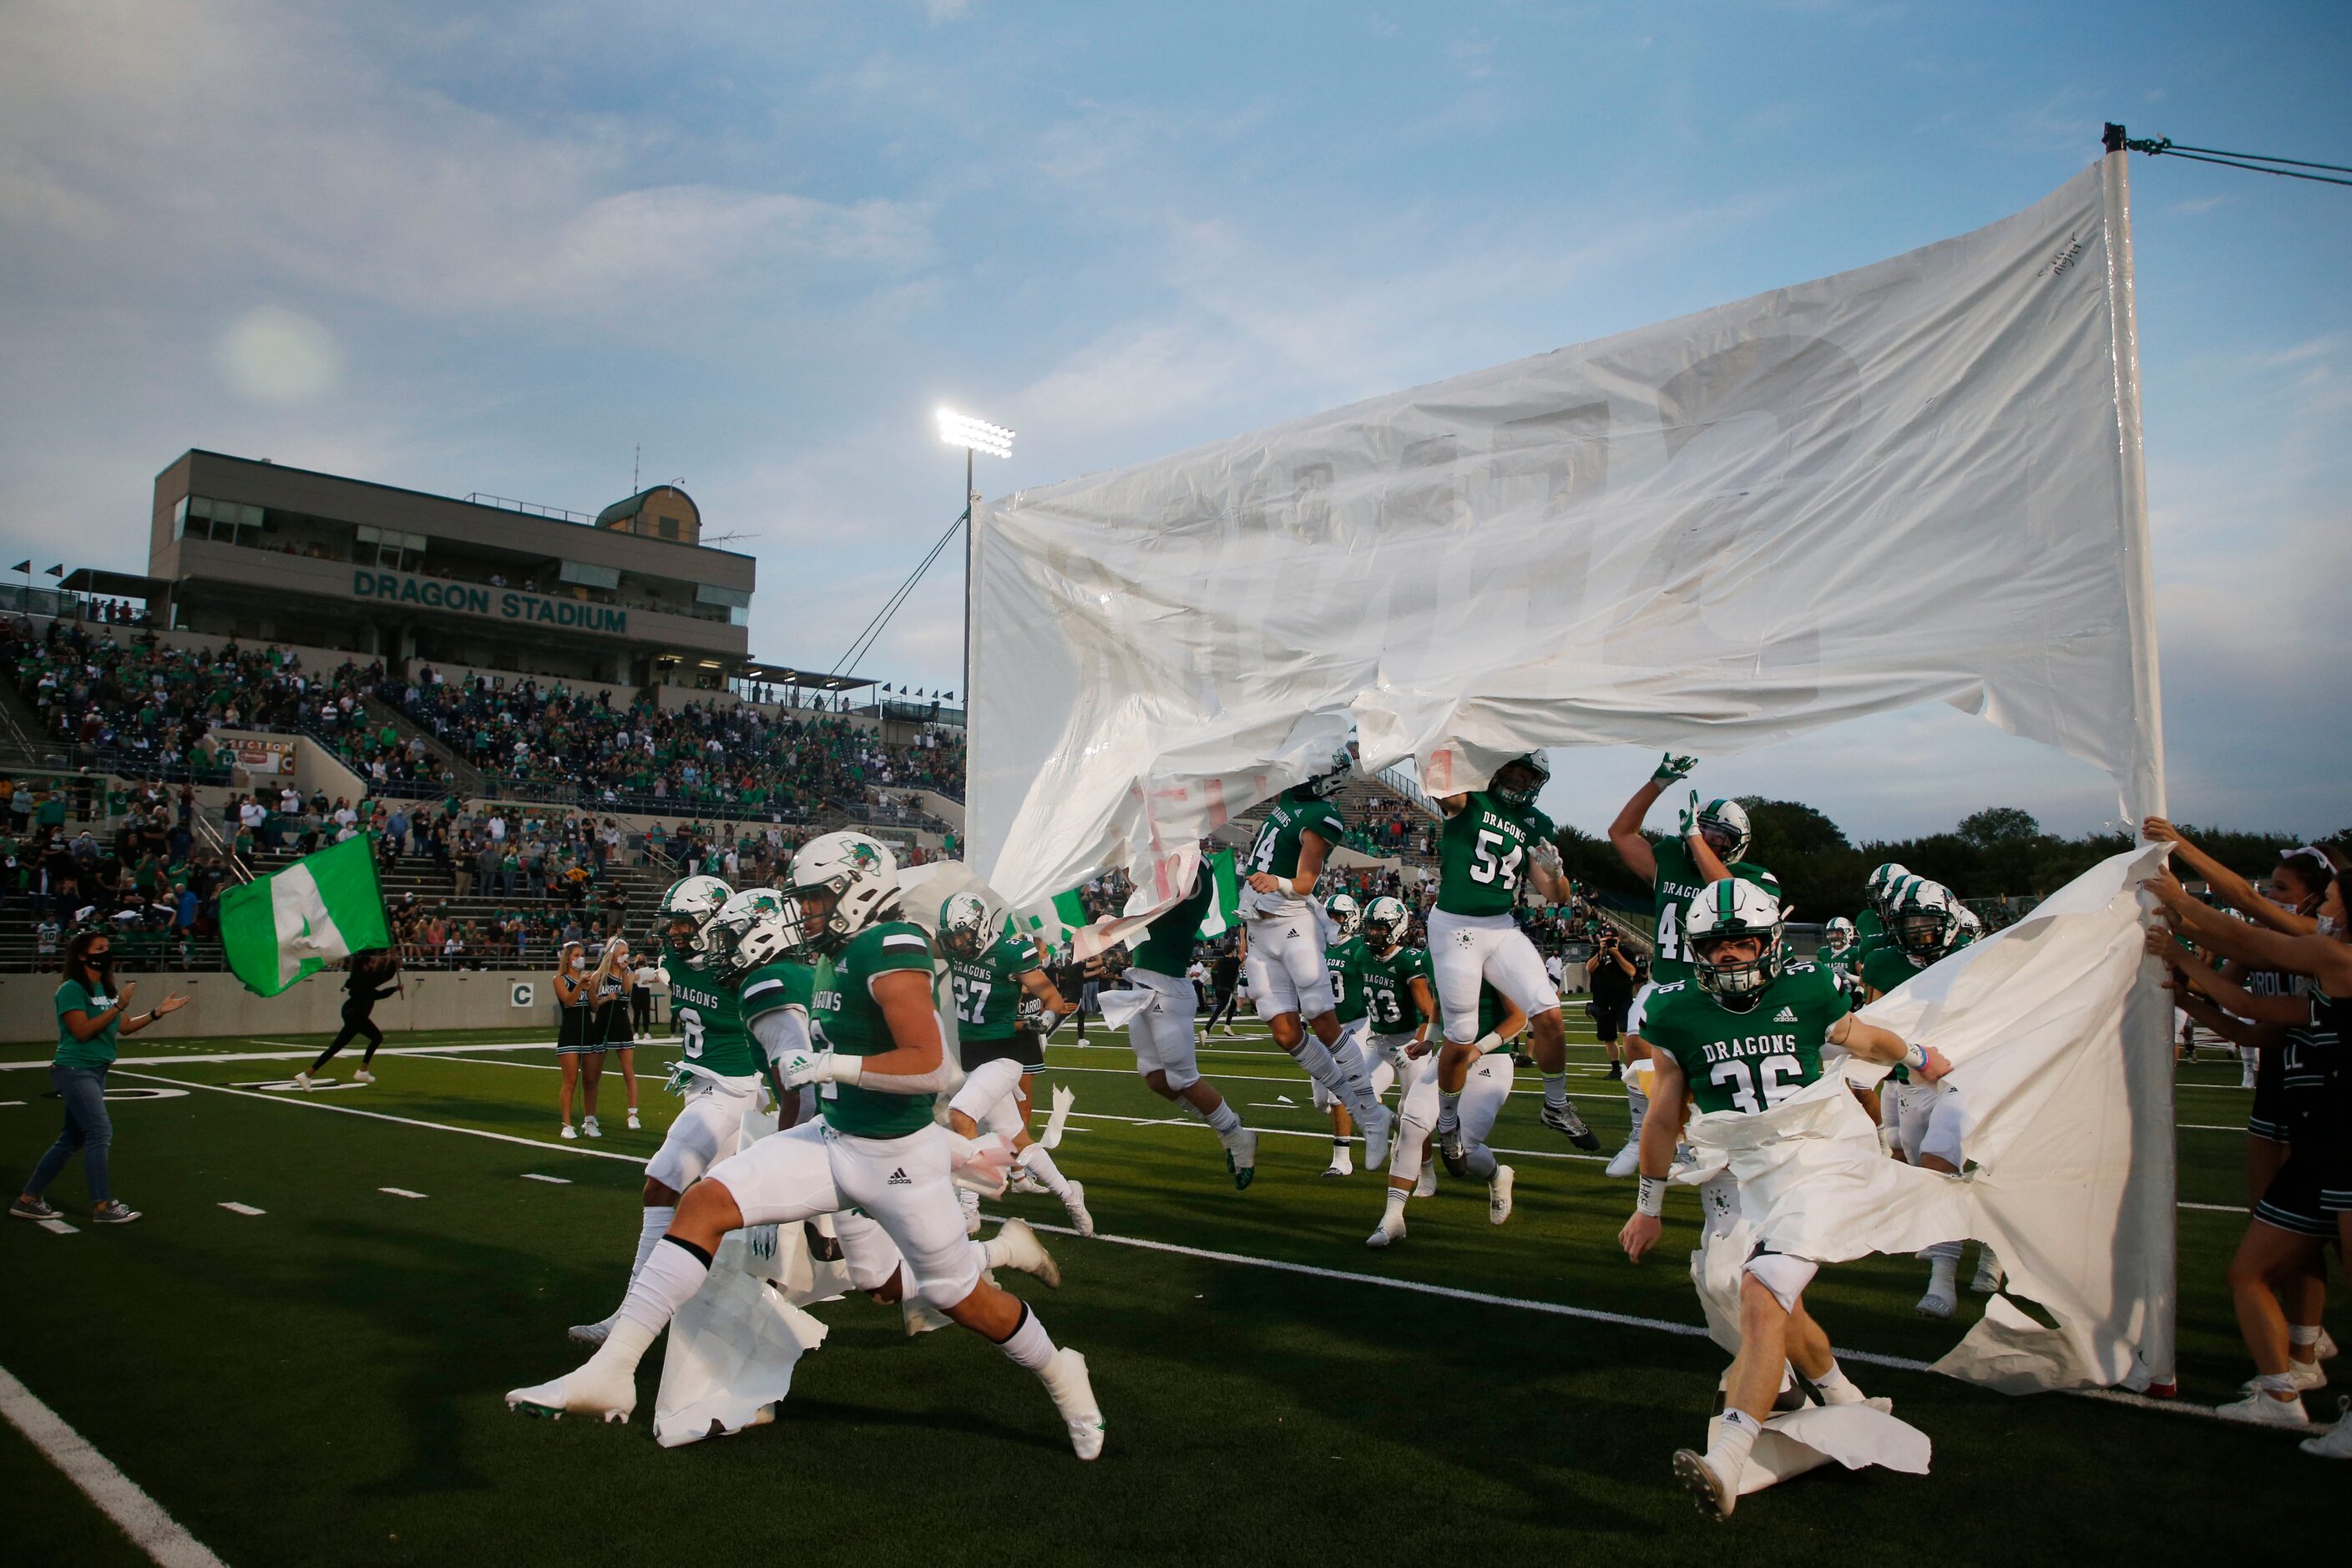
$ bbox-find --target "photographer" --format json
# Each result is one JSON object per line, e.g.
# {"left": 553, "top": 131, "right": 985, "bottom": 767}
{"left": 1586, "top": 928, "right": 1639, "bottom": 1076}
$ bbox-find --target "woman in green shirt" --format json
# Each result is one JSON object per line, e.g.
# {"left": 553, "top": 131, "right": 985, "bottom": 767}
{"left": 10, "top": 931, "right": 189, "bottom": 1225}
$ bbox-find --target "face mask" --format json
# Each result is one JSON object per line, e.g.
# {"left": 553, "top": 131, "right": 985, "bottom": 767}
{"left": 2319, "top": 915, "right": 2339, "bottom": 938}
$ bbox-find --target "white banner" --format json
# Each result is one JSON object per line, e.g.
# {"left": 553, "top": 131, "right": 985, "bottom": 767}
{"left": 968, "top": 158, "right": 2159, "bottom": 910}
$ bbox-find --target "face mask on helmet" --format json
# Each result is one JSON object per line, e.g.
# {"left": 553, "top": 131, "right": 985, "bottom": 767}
{"left": 940, "top": 892, "right": 992, "bottom": 960}
{"left": 1495, "top": 753, "right": 1550, "bottom": 807}
{"left": 1693, "top": 932, "right": 1776, "bottom": 1007}
{"left": 1300, "top": 742, "right": 1356, "bottom": 800}
{"left": 1328, "top": 894, "right": 1361, "bottom": 937}
{"left": 1697, "top": 799, "right": 1751, "bottom": 863}
{"left": 1894, "top": 900, "right": 1958, "bottom": 959}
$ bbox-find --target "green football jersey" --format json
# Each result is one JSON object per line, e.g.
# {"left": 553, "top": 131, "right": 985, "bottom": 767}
{"left": 740, "top": 957, "right": 816, "bottom": 1025}
{"left": 1859, "top": 944, "right": 1926, "bottom": 999}
{"left": 1855, "top": 908, "right": 1884, "bottom": 947}
{"left": 1643, "top": 961, "right": 1847, "bottom": 1115}
{"left": 1326, "top": 935, "right": 1368, "bottom": 1024}
{"left": 1436, "top": 790, "right": 1555, "bottom": 917}
{"left": 810, "top": 920, "right": 939, "bottom": 1137}
{"left": 666, "top": 949, "right": 761, "bottom": 1078}
{"left": 945, "top": 930, "right": 1041, "bottom": 1042}
{"left": 1130, "top": 873, "right": 1215, "bottom": 974}
{"left": 1245, "top": 791, "right": 1344, "bottom": 888}
{"left": 1361, "top": 944, "right": 1434, "bottom": 1034}
{"left": 1650, "top": 837, "right": 1783, "bottom": 985}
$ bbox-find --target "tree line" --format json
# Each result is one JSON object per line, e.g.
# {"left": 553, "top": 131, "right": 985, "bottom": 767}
{"left": 1553, "top": 802, "right": 2343, "bottom": 924}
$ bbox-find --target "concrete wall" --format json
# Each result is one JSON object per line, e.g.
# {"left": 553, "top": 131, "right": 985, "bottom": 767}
{"left": 0, "top": 967, "right": 566, "bottom": 1044}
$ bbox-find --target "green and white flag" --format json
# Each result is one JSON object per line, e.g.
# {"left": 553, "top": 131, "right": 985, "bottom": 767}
{"left": 1194, "top": 848, "right": 1242, "bottom": 938}
{"left": 220, "top": 835, "right": 392, "bottom": 996}
{"left": 1013, "top": 887, "right": 1092, "bottom": 951}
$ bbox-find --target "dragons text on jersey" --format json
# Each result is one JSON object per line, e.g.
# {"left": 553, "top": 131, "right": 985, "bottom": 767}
{"left": 809, "top": 921, "right": 939, "bottom": 1138}
{"left": 1438, "top": 791, "right": 1556, "bottom": 917}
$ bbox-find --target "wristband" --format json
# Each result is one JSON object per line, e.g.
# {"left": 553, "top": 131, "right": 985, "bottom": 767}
{"left": 1636, "top": 1175, "right": 1666, "bottom": 1216}
{"left": 1472, "top": 1031, "right": 1503, "bottom": 1055}
{"left": 1901, "top": 1040, "right": 1929, "bottom": 1072}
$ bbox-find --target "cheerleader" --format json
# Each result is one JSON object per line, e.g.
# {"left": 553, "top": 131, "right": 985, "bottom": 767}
{"left": 554, "top": 941, "right": 605, "bottom": 1140}
{"left": 595, "top": 938, "right": 641, "bottom": 1131}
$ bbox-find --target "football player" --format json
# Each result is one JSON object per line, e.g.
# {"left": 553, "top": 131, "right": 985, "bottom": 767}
{"left": 509, "top": 833, "right": 1105, "bottom": 1461}
{"left": 1120, "top": 862, "right": 1257, "bottom": 1186}
{"left": 1619, "top": 880, "right": 1949, "bottom": 1519}
{"left": 1358, "top": 896, "right": 1439, "bottom": 1238}
{"left": 1429, "top": 752, "right": 1596, "bottom": 1153}
{"left": 1608, "top": 756, "right": 1783, "bottom": 1191}
{"left": 1819, "top": 917, "right": 1858, "bottom": 994}
{"left": 937, "top": 892, "right": 1092, "bottom": 1237}
{"left": 1857, "top": 878, "right": 1996, "bottom": 1314}
{"left": 1237, "top": 747, "right": 1393, "bottom": 1168}
{"left": 1318, "top": 894, "right": 1371, "bottom": 1176}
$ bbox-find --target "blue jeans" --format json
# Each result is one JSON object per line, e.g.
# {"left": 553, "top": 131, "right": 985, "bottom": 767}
{"left": 27, "top": 1065, "right": 111, "bottom": 1203}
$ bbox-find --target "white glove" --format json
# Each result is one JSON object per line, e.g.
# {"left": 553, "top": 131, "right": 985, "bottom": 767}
{"left": 777, "top": 1049, "right": 862, "bottom": 1090}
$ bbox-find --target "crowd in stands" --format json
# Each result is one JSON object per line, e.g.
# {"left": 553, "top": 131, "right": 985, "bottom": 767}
{"left": 0, "top": 778, "right": 234, "bottom": 965}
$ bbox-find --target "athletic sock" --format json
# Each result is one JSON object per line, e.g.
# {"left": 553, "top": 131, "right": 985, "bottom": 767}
{"left": 630, "top": 1205, "right": 676, "bottom": 1282}
{"left": 613, "top": 1235, "right": 711, "bottom": 1343}
{"left": 1330, "top": 1035, "right": 1382, "bottom": 1120}
{"left": 994, "top": 1302, "right": 1058, "bottom": 1372}
{"left": 1926, "top": 1252, "right": 1960, "bottom": 1298}
{"left": 1709, "top": 1408, "right": 1762, "bottom": 1479}
{"left": 1291, "top": 1035, "right": 1341, "bottom": 1092}
{"left": 1811, "top": 1359, "right": 1863, "bottom": 1404}
{"left": 1542, "top": 1073, "right": 1569, "bottom": 1111}
{"left": 1437, "top": 1090, "right": 1461, "bottom": 1135}
{"left": 1626, "top": 1083, "right": 1650, "bottom": 1125}
{"left": 1016, "top": 1142, "right": 1072, "bottom": 1198}
{"left": 1191, "top": 1100, "right": 1243, "bottom": 1137}
{"left": 2291, "top": 1323, "right": 2323, "bottom": 1364}
{"left": 1383, "top": 1184, "right": 1409, "bottom": 1218}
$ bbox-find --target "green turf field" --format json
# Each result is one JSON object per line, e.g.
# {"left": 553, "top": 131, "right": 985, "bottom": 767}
{"left": 1, "top": 1018, "right": 2339, "bottom": 1565}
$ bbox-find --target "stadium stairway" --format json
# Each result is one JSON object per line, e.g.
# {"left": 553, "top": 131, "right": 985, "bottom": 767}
{"left": 362, "top": 694, "right": 485, "bottom": 797}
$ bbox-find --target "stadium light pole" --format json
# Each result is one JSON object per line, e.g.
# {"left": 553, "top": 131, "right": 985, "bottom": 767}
{"left": 937, "top": 407, "right": 1014, "bottom": 717}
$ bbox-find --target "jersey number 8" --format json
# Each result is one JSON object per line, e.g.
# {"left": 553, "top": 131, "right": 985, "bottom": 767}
{"left": 678, "top": 1007, "right": 705, "bottom": 1059}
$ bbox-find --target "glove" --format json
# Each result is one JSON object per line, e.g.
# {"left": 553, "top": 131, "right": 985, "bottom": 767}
{"left": 1677, "top": 789, "right": 1699, "bottom": 838}
{"left": 947, "top": 1130, "right": 1014, "bottom": 1196}
{"left": 777, "top": 1049, "right": 862, "bottom": 1090}
{"left": 1651, "top": 752, "right": 1697, "bottom": 785}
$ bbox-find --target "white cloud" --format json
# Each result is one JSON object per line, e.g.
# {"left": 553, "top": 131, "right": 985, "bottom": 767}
{"left": 216, "top": 306, "right": 342, "bottom": 404}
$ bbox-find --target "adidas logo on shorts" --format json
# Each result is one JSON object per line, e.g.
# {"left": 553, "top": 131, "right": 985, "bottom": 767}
{"left": 1773, "top": 1005, "right": 1798, "bottom": 1022}
{"left": 888, "top": 1167, "right": 911, "bottom": 1186}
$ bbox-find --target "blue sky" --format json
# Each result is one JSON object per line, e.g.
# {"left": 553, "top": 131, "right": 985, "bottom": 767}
{"left": 2, "top": 2, "right": 2344, "bottom": 842}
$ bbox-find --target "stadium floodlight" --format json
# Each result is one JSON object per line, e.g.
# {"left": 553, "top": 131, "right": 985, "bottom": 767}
{"left": 938, "top": 407, "right": 1014, "bottom": 459}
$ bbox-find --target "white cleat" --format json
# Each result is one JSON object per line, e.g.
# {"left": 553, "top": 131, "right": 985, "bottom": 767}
{"left": 625, "top": 1110, "right": 640, "bottom": 1130}
{"left": 1225, "top": 1128, "right": 1258, "bottom": 1191}
{"left": 2299, "top": 1399, "right": 2352, "bottom": 1458}
{"left": 1488, "top": 1164, "right": 1515, "bottom": 1226}
{"left": 291, "top": 1070, "right": 312, "bottom": 1091}
{"left": 506, "top": 1358, "right": 636, "bottom": 1423}
{"left": 559, "top": 1124, "right": 578, "bottom": 1141}
{"left": 1061, "top": 1180, "right": 1095, "bottom": 1239}
{"left": 1605, "top": 1139, "right": 1641, "bottom": 1180}
{"left": 1672, "top": 1449, "right": 1737, "bottom": 1520}
{"left": 2216, "top": 1391, "right": 2309, "bottom": 1428}
{"left": 1366, "top": 1209, "right": 1406, "bottom": 1248}
{"left": 1323, "top": 1150, "right": 1353, "bottom": 1179}
{"left": 986, "top": 1218, "right": 1062, "bottom": 1289}
{"left": 1360, "top": 1104, "right": 1393, "bottom": 1171}
{"left": 352, "top": 1069, "right": 374, "bottom": 1086}
{"left": 1915, "top": 1284, "right": 1955, "bottom": 1320}
{"left": 2319, "top": 1329, "right": 2341, "bottom": 1363}
{"left": 581, "top": 1115, "right": 601, "bottom": 1140}
{"left": 2241, "top": 1361, "right": 2329, "bottom": 1395}
{"left": 568, "top": 1314, "right": 615, "bottom": 1348}
{"left": 1039, "top": 1347, "right": 1105, "bottom": 1461}
{"left": 1970, "top": 1250, "right": 2005, "bottom": 1294}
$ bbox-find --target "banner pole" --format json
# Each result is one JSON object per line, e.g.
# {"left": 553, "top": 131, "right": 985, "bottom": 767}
{"left": 2103, "top": 124, "right": 2177, "bottom": 1395}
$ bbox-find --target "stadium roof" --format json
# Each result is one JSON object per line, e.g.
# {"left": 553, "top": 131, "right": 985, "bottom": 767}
{"left": 741, "top": 662, "right": 873, "bottom": 691}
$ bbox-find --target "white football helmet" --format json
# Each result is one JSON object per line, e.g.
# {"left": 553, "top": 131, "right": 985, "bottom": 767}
{"left": 1685, "top": 878, "right": 1785, "bottom": 1008}
{"left": 1954, "top": 901, "right": 1985, "bottom": 942}
{"left": 1892, "top": 880, "right": 1962, "bottom": 960}
{"left": 732, "top": 909, "right": 806, "bottom": 972}
{"left": 1864, "top": 862, "right": 1909, "bottom": 917}
{"left": 1495, "top": 751, "right": 1551, "bottom": 808}
{"left": 789, "top": 832, "right": 902, "bottom": 952}
{"left": 654, "top": 874, "right": 735, "bottom": 969}
{"left": 939, "top": 890, "right": 994, "bottom": 961}
{"left": 1823, "top": 915, "right": 1855, "bottom": 953}
{"left": 1697, "top": 797, "right": 1752, "bottom": 864}
{"left": 1362, "top": 894, "right": 1410, "bottom": 952}
{"left": 1327, "top": 893, "right": 1362, "bottom": 938}
{"left": 709, "top": 887, "right": 787, "bottom": 974}
{"left": 1300, "top": 742, "right": 1357, "bottom": 800}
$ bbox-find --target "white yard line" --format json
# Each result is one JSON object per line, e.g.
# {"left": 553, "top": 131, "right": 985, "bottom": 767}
{"left": 379, "top": 1187, "right": 427, "bottom": 1199}
{"left": 0, "top": 1363, "right": 230, "bottom": 1568}
{"left": 105, "top": 1070, "right": 647, "bottom": 1167}
{"left": 0, "top": 1040, "right": 562, "bottom": 1073}
{"left": 217, "top": 1202, "right": 266, "bottom": 1216}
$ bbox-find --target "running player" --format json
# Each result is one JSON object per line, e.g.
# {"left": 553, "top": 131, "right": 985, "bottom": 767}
{"left": 569, "top": 877, "right": 756, "bottom": 1347}
{"left": 1618, "top": 879, "right": 1949, "bottom": 1518}
{"left": 1608, "top": 755, "right": 1781, "bottom": 1187}
{"left": 1359, "top": 895, "right": 1439, "bottom": 1243}
{"left": 1121, "top": 861, "right": 1257, "bottom": 1186}
{"left": 1318, "top": 893, "right": 1370, "bottom": 1176}
{"left": 1856, "top": 878, "right": 1993, "bottom": 1315}
{"left": 1372, "top": 979, "right": 1524, "bottom": 1246}
{"left": 1429, "top": 751, "right": 1596, "bottom": 1151}
{"left": 1237, "top": 747, "right": 1393, "bottom": 1167}
{"left": 509, "top": 833, "right": 1105, "bottom": 1459}
{"left": 938, "top": 892, "right": 1092, "bottom": 1237}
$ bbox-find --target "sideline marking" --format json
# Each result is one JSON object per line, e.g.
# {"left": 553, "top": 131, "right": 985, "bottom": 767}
{"left": 106, "top": 1071, "right": 647, "bottom": 1167}
{"left": 1002, "top": 1218, "right": 2233, "bottom": 1424}
{"left": 38, "top": 1217, "right": 78, "bottom": 1235}
{"left": 0, "top": 1040, "right": 564, "bottom": 1073}
{"left": 0, "top": 1363, "right": 230, "bottom": 1568}
{"left": 218, "top": 1202, "right": 266, "bottom": 1216}
{"left": 522, "top": 1173, "right": 572, "bottom": 1185}
{"left": 379, "top": 1187, "right": 427, "bottom": 1199}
